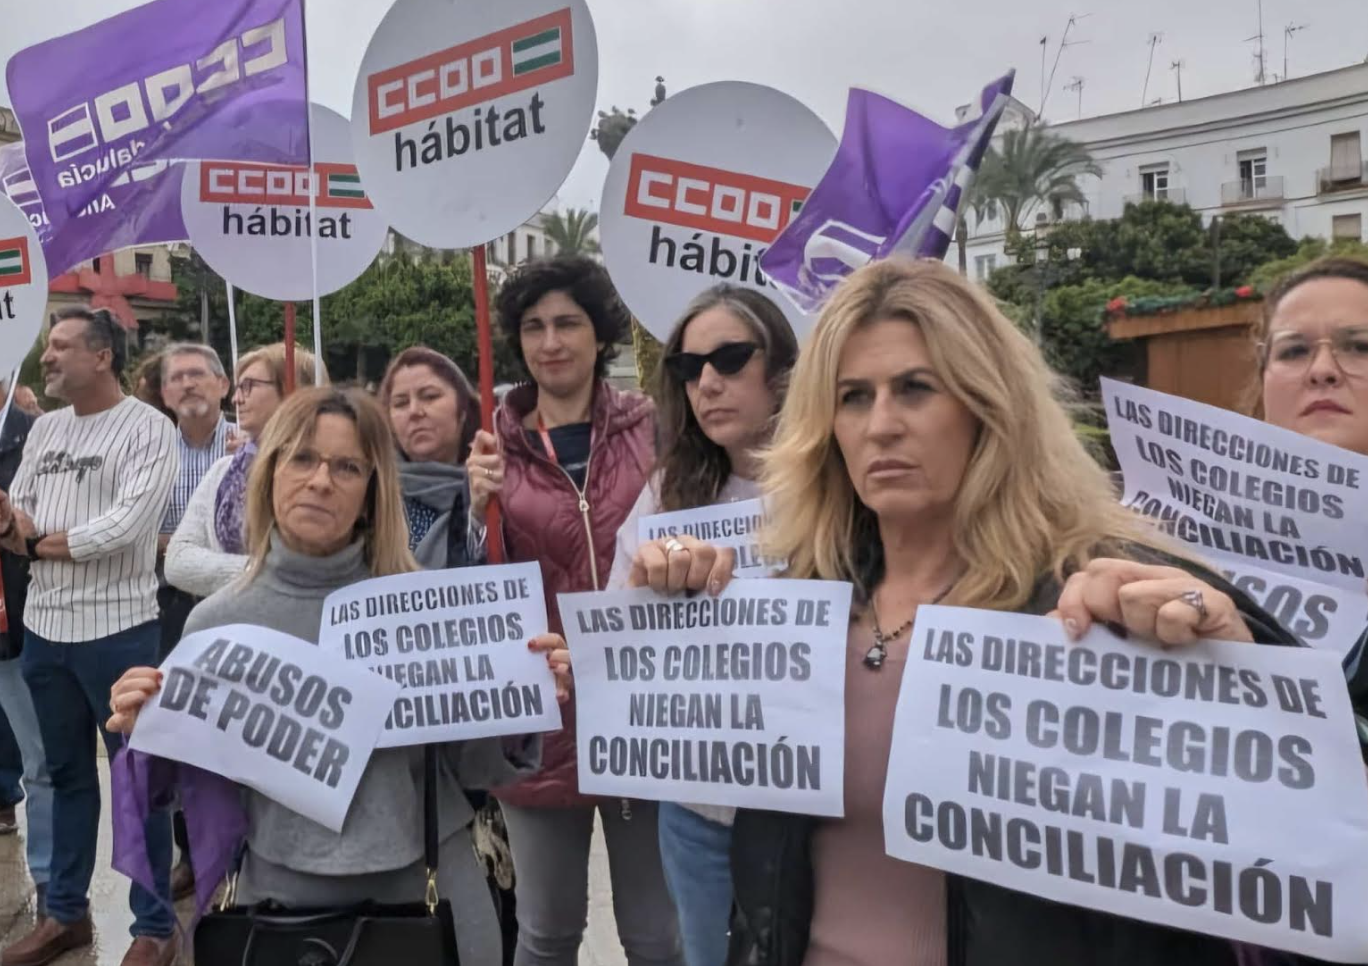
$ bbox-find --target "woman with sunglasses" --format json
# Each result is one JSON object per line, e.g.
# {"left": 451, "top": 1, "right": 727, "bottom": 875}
{"left": 608, "top": 285, "right": 797, "bottom": 966}
{"left": 165, "top": 344, "right": 327, "bottom": 598}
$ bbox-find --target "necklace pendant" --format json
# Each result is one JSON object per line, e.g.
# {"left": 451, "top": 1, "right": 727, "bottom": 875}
{"left": 863, "top": 642, "right": 887, "bottom": 670}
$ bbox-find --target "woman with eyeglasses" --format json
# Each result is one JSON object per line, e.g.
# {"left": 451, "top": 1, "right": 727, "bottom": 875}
{"left": 628, "top": 259, "right": 1298, "bottom": 966}
{"left": 607, "top": 284, "right": 797, "bottom": 966}
{"left": 107, "top": 387, "right": 571, "bottom": 963}
{"left": 165, "top": 343, "right": 327, "bottom": 598}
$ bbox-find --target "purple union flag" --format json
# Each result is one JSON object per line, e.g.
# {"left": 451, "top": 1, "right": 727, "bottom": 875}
{"left": 5, "top": 0, "right": 310, "bottom": 274}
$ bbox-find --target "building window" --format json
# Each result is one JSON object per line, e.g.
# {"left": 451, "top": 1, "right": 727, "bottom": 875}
{"left": 526, "top": 234, "right": 536, "bottom": 260}
{"left": 1329, "top": 132, "right": 1363, "bottom": 182}
{"left": 486, "top": 242, "right": 497, "bottom": 263}
{"left": 974, "top": 254, "right": 998, "bottom": 280}
{"left": 1332, "top": 213, "right": 1363, "bottom": 242}
{"left": 507, "top": 231, "right": 517, "bottom": 262}
{"left": 91, "top": 257, "right": 102, "bottom": 274}
{"left": 134, "top": 253, "right": 153, "bottom": 278}
{"left": 1237, "top": 151, "right": 1267, "bottom": 197}
{"left": 1139, "top": 164, "right": 1170, "bottom": 201}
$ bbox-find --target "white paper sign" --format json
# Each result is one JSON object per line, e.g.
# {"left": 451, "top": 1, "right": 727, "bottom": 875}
{"left": 1220, "top": 561, "right": 1368, "bottom": 656}
{"left": 598, "top": 82, "right": 836, "bottom": 341}
{"left": 318, "top": 564, "right": 561, "bottom": 747}
{"left": 351, "top": 0, "right": 599, "bottom": 249}
{"left": 560, "top": 580, "right": 851, "bottom": 816}
{"left": 883, "top": 605, "right": 1368, "bottom": 962}
{"left": 182, "top": 104, "right": 390, "bottom": 301}
{"left": 129, "top": 625, "right": 399, "bottom": 833}
{"left": 1103, "top": 378, "right": 1368, "bottom": 594}
{"left": 638, "top": 498, "right": 782, "bottom": 578}
{"left": 0, "top": 194, "right": 49, "bottom": 376}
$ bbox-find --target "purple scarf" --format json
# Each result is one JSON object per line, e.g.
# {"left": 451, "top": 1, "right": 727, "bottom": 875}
{"left": 214, "top": 443, "right": 257, "bottom": 555}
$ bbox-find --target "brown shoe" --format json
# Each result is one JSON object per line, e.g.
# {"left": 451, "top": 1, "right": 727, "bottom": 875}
{"left": 170, "top": 860, "right": 195, "bottom": 902}
{"left": 119, "top": 936, "right": 177, "bottom": 966}
{"left": 0, "top": 916, "right": 93, "bottom": 966}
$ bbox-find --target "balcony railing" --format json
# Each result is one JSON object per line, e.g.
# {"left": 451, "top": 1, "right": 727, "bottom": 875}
{"left": 1124, "top": 187, "right": 1187, "bottom": 206}
{"left": 1318, "top": 163, "right": 1368, "bottom": 194}
{"left": 1220, "top": 176, "right": 1285, "bottom": 205}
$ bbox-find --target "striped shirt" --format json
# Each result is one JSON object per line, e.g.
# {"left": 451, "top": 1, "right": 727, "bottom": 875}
{"left": 10, "top": 396, "right": 179, "bottom": 642}
{"left": 161, "top": 414, "right": 234, "bottom": 534}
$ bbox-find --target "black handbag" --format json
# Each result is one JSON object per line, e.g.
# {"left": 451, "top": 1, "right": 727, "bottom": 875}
{"left": 193, "top": 746, "right": 461, "bottom": 966}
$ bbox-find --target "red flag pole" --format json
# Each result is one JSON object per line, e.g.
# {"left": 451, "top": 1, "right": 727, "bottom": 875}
{"left": 471, "top": 245, "right": 504, "bottom": 563}
{"left": 283, "top": 302, "right": 297, "bottom": 394}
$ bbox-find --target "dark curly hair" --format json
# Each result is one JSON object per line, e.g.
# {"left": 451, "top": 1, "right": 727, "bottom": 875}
{"left": 495, "top": 255, "right": 631, "bottom": 381}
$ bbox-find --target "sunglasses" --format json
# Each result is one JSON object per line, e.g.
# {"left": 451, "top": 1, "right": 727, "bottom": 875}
{"left": 663, "top": 342, "right": 761, "bottom": 383}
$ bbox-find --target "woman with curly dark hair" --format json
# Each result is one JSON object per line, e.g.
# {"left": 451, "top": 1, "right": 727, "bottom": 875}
{"left": 466, "top": 255, "right": 682, "bottom": 966}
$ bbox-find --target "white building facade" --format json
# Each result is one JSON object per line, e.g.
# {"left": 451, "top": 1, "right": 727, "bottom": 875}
{"left": 959, "top": 63, "right": 1368, "bottom": 279}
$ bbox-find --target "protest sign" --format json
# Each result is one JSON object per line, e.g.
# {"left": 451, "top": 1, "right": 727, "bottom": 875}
{"left": 350, "top": 0, "right": 599, "bottom": 250}
{"left": 1220, "top": 562, "right": 1368, "bottom": 656}
{"left": 760, "top": 74, "right": 1013, "bottom": 316}
{"left": 883, "top": 605, "right": 1368, "bottom": 961}
{"left": 598, "top": 82, "right": 836, "bottom": 341}
{"left": 561, "top": 580, "right": 851, "bottom": 816}
{"left": 181, "top": 104, "right": 389, "bottom": 302}
{"left": 4, "top": 0, "right": 305, "bottom": 275}
{"left": 318, "top": 564, "right": 561, "bottom": 747}
{"left": 129, "top": 624, "right": 398, "bottom": 833}
{"left": 638, "top": 498, "right": 782, "bottom": 578}
{"left": 1104, "top": 378, "right": 1368, "bottom": 595}
{"left": 0, "top": 193, "right": 49, "bottom": 377}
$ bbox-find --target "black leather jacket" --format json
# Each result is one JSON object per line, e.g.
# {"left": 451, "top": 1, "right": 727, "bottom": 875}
{"left": 727, "top": 556, "right": 1302, "bottom": 966}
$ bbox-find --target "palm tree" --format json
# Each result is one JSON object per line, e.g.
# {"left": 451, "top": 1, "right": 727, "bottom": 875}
{"left": 541, "top": 208, "right": 601, "bottom": 256}
{"left": 971, "top": 125, "right": 1102, "bottom": 250}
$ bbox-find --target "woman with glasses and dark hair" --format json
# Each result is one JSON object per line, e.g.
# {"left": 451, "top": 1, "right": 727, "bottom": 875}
{"left": 165, "top": 344, "right": 327, "bottom": 598}
{"left": 607, "top": 284, "right": 797, "bottom": 966}
{"left": 465, "top": 254, "right": 684, "bottom": 966}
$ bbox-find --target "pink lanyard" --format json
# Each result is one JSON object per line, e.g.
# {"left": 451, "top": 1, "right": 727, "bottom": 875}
{"left": 535, "top": 412, "right": 559, "bottom": 467}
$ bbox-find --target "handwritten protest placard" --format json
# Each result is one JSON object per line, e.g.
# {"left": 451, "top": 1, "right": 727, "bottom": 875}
{"left": 130, "top": 625, "right": 398, "bottom": 833}
{"left": 1103, "top": 378, "right": 1368, "bottom": 595}
{"left": 561, "top": 580, "right": 851, "bottom": 816}
{"left": 883, "top": 605, "right": 1368, "bottom": 961}
{"left": 638, "top": 498, "right": 782, "bottom": 578}
{"left": 319, "top": 564, "right": 561, "bottom": 747}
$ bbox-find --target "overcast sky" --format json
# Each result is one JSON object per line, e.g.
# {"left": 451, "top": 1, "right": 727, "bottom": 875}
{"left": 3, "top": 0, "right": 1365, "bottom": 213}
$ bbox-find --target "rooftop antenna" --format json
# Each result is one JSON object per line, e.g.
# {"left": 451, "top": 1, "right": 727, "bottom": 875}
{"left": 1171, "top": 59, "right": 1186, "bottom": 101}
{"left": 1039, "top": 36, "right": 1049, "bottom": 113}
{"left": 1040, "top": 13, "right": 1091, "bottom": 118}
{"left": 1246, "top": 0, "right": 1268, "bottom": 84}
{"left": 1283, "top": 23, "right": 1308, "bottom": 80}
{"left": 1141, "top": 32, "right": 1163, "bottom": 106}
{"left": 1064, "top": 76, "right": 1085, "bottom": 117}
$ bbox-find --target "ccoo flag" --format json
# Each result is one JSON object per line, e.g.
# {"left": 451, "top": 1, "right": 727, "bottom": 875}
{"left": 761, "top": 71, "right": 1015, "bottom": 315}
{"left": 5, "top": 0, "right": 310, "bottom": 275}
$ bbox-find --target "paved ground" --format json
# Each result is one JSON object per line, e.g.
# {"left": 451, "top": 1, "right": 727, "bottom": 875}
{"left": 0, "top": 756, "right": 626, "bottom": 966}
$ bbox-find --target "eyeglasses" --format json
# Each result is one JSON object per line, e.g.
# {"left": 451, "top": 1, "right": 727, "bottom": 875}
{"left": 281, "top": 448, "right": 372, "bottom": 486}
{"left": 235, "top": 376, "right": 276, "bottom": 399}
{"left": 663, "top": 342, "right": 761, "bottom": 383}
{"left": 1261, "top": 326, "right": 1368, "bottom": 378}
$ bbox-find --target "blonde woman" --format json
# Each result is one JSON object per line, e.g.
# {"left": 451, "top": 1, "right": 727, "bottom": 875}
{"left": 631, "top": 259, "right": 1296, "bottom": 966}
{"left": 165, "top": 344, "right": 327, "bottom": 598}
{"left": 107, "top": 388, "right": 571, "bottom": 963}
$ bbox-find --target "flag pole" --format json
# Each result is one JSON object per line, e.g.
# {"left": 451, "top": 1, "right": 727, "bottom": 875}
{"left": 471, "top": 244, "right": 504, "bottom": 564}
{"left": 226, "top": 281, "right": 241, "bottom": 425}
{"left": 284, "top": 302, "right": 297, "bottom": 394}
{"left": 299, "top": 0, "right": 324, "bottom": 385}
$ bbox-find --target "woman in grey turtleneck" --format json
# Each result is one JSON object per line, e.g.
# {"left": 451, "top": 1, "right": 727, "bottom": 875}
{"left": 107, "top": 387, "right": 571, "bottom": 964}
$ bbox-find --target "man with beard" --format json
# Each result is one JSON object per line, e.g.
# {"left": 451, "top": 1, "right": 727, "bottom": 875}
{"left": 0, "top": 307, "right": 178, "bottom": 966}
{"left": 153, "top": 344, "right": 232, "bottom": 904}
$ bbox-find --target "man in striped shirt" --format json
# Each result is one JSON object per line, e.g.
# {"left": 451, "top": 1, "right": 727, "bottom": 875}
{"left": 0, "top": 307, "right": 179, "bottom": 966}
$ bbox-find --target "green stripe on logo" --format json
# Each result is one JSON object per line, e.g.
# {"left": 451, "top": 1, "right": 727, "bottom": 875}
{"left": 512, "top": 27, "right": 560, "bottom": 53}
{"left": 513, "top": 51, "right": 561, "bottom": 75}
{"left": 329, "top": 173, "right": 361, "bottom": 185}
{"left": 329, "top": 188, "right": 367, "bottom": 199}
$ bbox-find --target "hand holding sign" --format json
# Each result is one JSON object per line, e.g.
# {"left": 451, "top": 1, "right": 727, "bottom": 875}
{"left": 630, "top": 535, "right": 736, "bottom": 597}
{"left": 1053, "top": 558, "right": 1254, "bottom": 646}
{"left": 529, "top": 633, "right": 573, "bottom": 701}
{"left": 107, "top": 666, "right": 166, "bottom": 734}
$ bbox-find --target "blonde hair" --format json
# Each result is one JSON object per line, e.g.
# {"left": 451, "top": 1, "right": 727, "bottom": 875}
{"left": 762, "top": 258, "right": 1161, "bottom": 611}
{"left": 236, "top": 343, "right": 329, "bottom": 394}
{"left": 244, "top": 387, "right": 417, "bottom": 580}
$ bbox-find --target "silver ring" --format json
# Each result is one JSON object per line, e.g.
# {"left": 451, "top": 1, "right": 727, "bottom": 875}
{"left": 1179, "top": 589, "right": 1207, "bottom": 621}
{"left": 665, "top": 538, "right": 686, "bottom": 555}
{"left": 483, "top": 467, "right": 493, "bottom": 479}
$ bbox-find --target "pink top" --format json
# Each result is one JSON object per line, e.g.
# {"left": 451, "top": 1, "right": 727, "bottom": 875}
{"left": 803, "top": 623, "right": 947, "bottom": 966}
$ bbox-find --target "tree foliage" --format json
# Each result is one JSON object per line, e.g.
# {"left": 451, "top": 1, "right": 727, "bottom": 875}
{"left": 975, "top": 125, "right": 1103, "bottom": 242}
{"left": 1248, "top": 237, "right": 1368, "bottom": 292}
{"left": 541, "top": 208, "right": 601, "bottom": 255}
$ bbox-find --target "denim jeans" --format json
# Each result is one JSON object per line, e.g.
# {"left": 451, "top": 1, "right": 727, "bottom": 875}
{"left": 0, "top": 657, "right": 53, "bottom": 885}
{"left": 657, "top": 803, "right": 734, "bottom": 966}
{"left": 22, "top": 622, "right": 173, "bottom": 937}
{"left": 0, "top": 701, "right": 20, "bottom": 805}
